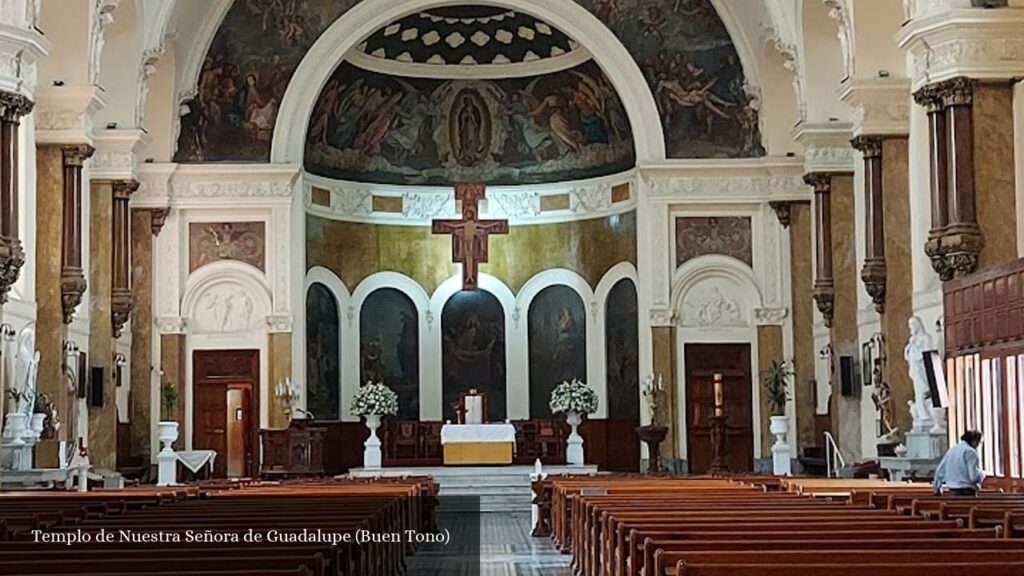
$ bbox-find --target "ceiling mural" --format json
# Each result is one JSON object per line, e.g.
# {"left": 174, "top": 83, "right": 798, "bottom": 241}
{"left": 304, "top": 60, "right": 634, "bottom": 185}
{"left": 576, "top": 0, "right": 763, "bottom": 158}
{"left": 176, "top": 0, "right": 760, "bottom": 165}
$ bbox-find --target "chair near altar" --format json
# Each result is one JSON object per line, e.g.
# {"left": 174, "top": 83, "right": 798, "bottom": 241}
{"left": 442, "top": 389, "right": 515, "bottom": 465}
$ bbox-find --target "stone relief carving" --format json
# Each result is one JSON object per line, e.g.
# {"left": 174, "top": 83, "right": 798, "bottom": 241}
{"left": 193, "top": 285, "right": 257, "bottom": 334}
{"left": 334, "top": 187, "right": 372, "bottom": 216}
{"left": 175, "top": 181, "right": 293, "bottom": 198}
{"left": 676, "top": 217, "right": 753, "bottom": 268}
{"left": 402, "top": 192, "right": 454, "bottom": 220}
{"left": 188, "top": 222, "right": 266, "bottom": 272}
{"left": 272, "top": 207, "right": 290, "bottom": 315}
{"left": 649, "top": 203, "right": 670, "bottom": 308}
{"left": 154, "top": 316, "right": 186, "bottom": 334}
{"left": 267, "top": 314, "right": 293, "bottom": 333}
{"left": 89, "top": 0, "right": 120, "bottom": 85}
{"left": 754, "top": 307, "right": 788, "bottom": 325}
{"left": 680, "top": 285, "right": 746, "bottom": 328}
{"left": 763, "top": 25, "right": 806, "bottom": 122}
{"left": 487, "top": 191, "right": 539, "bottom": 219}
{"left": 569, "top": 183, "right": 613, "bottom": 213}
{"left": 645, "top": 174, "right": 809, "bottom": 202}
{"left": 136, "top": 42, "right": 167, "bottom": 127}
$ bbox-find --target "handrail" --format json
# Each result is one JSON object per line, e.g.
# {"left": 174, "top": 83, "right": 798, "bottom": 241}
{"left": 824, "top": 431, "right": 845, "bottom": 478}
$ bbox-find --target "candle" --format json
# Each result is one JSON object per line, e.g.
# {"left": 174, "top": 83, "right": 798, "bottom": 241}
{"left": 713, "top": 373, "right": 724, "bottom": 416}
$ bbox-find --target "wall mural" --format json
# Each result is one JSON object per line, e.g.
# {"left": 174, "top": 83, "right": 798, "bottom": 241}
{"left": 441, "top": 290, "right": 507, "bottom": 421}
{"left": 304, "top": 60, "right": 634, "bottom": 185}
{"left": 360, "top": 288, "right": 420, "bottom": 420}
{"left": 606, "top": 278, "right": 639, "bottom": 420}
{"left": 189, "top": 222, "right": 266, "bottom": 272}
{"left": 528, "top": 285, "right": 587, "bottom": 419}
{"left": 306, "top": 283, "right": 340, "bottom": 420}
{"left": 178, "top": 0, "right": 759, "bottom": 163}
{"left": 576, "top": 0, "right": 763, "bottom": 158}
{"left": 675, "top": 216, "right": 752, "bottom": 267}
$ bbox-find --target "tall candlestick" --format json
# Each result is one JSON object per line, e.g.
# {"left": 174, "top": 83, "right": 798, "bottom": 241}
{"left": 713, "top": 373, "right": 724, "bottom": 416}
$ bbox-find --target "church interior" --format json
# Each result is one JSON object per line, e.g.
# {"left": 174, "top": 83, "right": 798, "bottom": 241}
{"left": 2, "top": 0, "right": 1024, "bottom": 574}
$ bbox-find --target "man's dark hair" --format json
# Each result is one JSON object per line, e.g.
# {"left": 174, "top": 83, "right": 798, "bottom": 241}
{"left": 961, "top": 430, "right": 983, "bottom": 445}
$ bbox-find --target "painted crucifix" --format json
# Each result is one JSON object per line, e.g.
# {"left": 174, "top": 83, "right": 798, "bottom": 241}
{"left": 432, "top": 183, "right": 508, "bottom": 290}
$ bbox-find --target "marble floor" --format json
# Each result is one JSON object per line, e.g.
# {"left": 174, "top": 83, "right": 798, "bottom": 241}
{"left": 406, "top": 510, "right": 572, "bottom": 575}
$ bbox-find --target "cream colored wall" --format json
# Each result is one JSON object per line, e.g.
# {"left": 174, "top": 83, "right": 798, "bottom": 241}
{"left": 95, "top": 0, "right": 142, "bottom": 128}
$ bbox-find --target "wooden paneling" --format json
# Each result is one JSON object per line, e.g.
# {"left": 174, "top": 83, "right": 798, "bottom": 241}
{"left": 945, "top": 258, "right": 1024, "bottom": 354}
{"left": 684, "top": 343, "right": 754, "bottom": 474}
{"left": 193, "top": 350, "right": 259, "bottom": 478}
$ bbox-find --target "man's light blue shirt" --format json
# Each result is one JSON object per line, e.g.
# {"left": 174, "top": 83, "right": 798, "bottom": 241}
{"left": 932, "top": 440, "right": 986, "bottom": 492}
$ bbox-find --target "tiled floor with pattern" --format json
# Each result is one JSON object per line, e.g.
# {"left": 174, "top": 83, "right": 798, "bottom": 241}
{"left": 407, "top": 511, "right": 572, "bottom": 575}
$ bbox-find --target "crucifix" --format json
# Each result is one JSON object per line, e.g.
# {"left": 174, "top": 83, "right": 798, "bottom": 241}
{"left": 432, "top": 183, "right": 508, "bottom": 290}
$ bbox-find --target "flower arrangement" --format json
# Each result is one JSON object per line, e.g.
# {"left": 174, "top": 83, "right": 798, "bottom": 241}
{"left": 549, "top": 378, "right": 599, "bottom": 416}
{"left": 350, "top": 381, "right": 399, "bottom": 417}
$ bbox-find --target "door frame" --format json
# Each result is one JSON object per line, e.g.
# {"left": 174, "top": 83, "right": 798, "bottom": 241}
{"left": 676, "top": 329, "right": 762, "bottom": 468}
{"left": 192, "top": 349, "right": 261, "bottom": 478}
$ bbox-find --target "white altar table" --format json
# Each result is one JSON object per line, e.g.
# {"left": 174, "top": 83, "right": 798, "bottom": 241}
{"left": 440, "top": 423, "right": 515, "bottom": 465}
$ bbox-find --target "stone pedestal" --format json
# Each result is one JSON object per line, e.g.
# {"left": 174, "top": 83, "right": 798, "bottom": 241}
{"left": 879, "top": 430, "right": 947, "bottom": 481}
{"left": 156, "top": 449, "right": 177, "bottom": 486}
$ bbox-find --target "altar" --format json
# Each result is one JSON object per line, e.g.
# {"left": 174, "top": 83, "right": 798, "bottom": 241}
{"left": 440, "top": 423, "right": 515, "bottom": 465}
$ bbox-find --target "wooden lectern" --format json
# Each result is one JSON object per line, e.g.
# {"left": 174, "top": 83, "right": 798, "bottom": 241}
{"left": 454, "top": 388, "right": 488, "bottom": 424}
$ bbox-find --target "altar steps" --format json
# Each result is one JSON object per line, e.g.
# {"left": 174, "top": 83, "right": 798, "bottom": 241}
{"left": 348, "top": 464, "right": 599, "bottom": 513}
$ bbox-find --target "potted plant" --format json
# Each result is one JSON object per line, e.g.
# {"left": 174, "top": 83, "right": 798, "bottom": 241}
{"left": 762, "top": 359, "right": 794, "bottom": 475}
{"left": 350, "top": 381, "right": 398, "bottom": 469}
{"left": 549, "top": 378, "right": 599, "bottom": 466}
{"left": 158, "top": 380, "right": 179, "bottom": 453}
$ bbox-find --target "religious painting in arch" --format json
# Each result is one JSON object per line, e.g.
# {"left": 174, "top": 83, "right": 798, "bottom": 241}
{"left": 606, "top": 278, "right": 639, "bottom": 421}
{"left": 441, "top": 290, "right": 507, "bottom": 421}
{"left": 305, "top": 283, "right": 340, "bottom": 420}
{"left": 359, "top": 288, "right": 420, "bottom": 420}
{"left": 528, "top": 285, "right": 587, "bottom": 419}
{"left": 303, "top": 60, "right": 634, "bottom": 185}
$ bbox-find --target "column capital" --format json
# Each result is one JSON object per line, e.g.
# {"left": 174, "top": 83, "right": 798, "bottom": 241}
{"left": 150, "top": 208, "right": 169, "bottom": 237}
{"left": 937, "top": 77, "right": 975, "bottom": 108}
{"left": 0, "top": 91, "right": 33, "bottom": 122}
{"left": 850, "top": 135, "right": 883, "bottom": 159}
{"left": 793, "top": 123, "right": 857, "bottom": 174}
{"left": 839, "top": 77, "right": 912, "bottom": 138}
{"left": 61, "top": 143, "right": 96, "bottom": 167}
{"left": 768, "top": 201, "right": 793, "bottom": 228}
{"left": 898, "top": 8, "right": 1024, "bottom": 91}
{"left": 112, "top": 179, "right": 140, "bottom": 200}
{"left": 802, "top": 172, "right": 833, "bottom": 194}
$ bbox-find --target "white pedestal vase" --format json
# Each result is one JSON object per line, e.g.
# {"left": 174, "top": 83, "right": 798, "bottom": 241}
{"left": 3, "top": 412, "right": 27, "bottom": 446}
{"left": 29, "top": 413, "right": 45, "bottom": 443}
{"left": 769, "top": 416, "right": 792, "bottom": 476}
{"left": 566, "top": 412, "right": 584, "bottom": 467}
{"left": 156, "top": 421, "right": 179, "bottom": 487}
{"left": 364, "top": 414, "right": 383, "bottom": 470}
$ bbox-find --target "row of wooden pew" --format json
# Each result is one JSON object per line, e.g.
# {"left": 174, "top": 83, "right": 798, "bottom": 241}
{"left": 0, "top": 476, "right": 437, "bottom": 576}
{"left": 534, "top": 475, "right": 1024, "bottom": 576}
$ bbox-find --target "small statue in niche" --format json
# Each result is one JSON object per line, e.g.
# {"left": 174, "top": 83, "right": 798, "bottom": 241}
{"left": 870, "top": 359, "right": 899, "bottom": 443}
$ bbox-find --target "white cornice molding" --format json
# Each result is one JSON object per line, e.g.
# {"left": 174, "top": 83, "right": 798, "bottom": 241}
{"left": 0, "top": 13, "right": 50, "bottom": 98}
{"left": 90, "top": 128, "right": 150, "bottom": 180}
{"left": 132, "top": 162, "right": 175, "bottom": 209}
{"left": 132, "top": 163, "right": 301, "bottom": 209}
{"left": 897, "top": 9, "right": 1024, "bottom": 90}
{"left": 304, "top": 170, "right": 636, "bottom": 226}
{"left": 839, "top": 77, "right": 912, "bottom": 137}
{"left": 344, "top": 45, "right": 593, "bottom": 80}
{"left": 792, "top": 122, "right": 856, "bottom": 174}
{"left": 34, "top": 85, "right": 106, "bottom": 145}
{"left": 640, "top": 158, "right": 810, "bottom": 204}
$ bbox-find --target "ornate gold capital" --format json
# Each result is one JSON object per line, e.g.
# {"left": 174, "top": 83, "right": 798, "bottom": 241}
{"left": 940, "top": 77, "right": 974, "bottom": 108}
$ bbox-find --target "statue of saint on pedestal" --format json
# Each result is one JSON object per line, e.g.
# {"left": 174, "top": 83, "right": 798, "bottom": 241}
{"left": 905, "top": 316, "right": 937, "bottom": 433}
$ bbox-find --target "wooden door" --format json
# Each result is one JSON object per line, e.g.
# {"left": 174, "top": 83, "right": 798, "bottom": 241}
{"left": 684, "top": 343, "right": 754, "bottom": 474}
{"left": 193, "top": 350, "right": 259, "bottom": 478}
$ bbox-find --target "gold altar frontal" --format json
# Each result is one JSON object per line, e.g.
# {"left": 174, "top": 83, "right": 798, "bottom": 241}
{"left": 442, "top": 442, "right": 513, "bottom": 465}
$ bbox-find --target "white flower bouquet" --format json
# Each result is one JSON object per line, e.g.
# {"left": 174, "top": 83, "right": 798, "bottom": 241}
{"left": 350, "top": 381, "right": 399, "bottom": 417}
{"left": 549, "top": 378, "right": 599, "bottom": 416}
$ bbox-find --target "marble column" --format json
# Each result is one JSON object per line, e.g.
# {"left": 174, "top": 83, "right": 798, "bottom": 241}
{"left": 971, "top": 82, "right": 1017, "bottom": 269}
{"left": 852, "top": 136, "right": 886, "bottom": 314}
{"left": 0, "top": 92, "right": 33, "bottom": 303}
{"left": 268, "top": 332, "right": 291, "bottom": 429}
{"left": 110, "top": 180, "right": 137, "bottom": 338}
{"left": 828, "top": 174, "right": 861, "bottom": 458}
{"left": 87, "top": 179, "right": 115, "bottom": 470}
{"left": 940, "top": 78, "right": 985, "bottom": 278}
{"left": 129, "top": 208, "right": 154, "bottom": 461}
{"left": 160, "top": 333, "right": 185, "bottom": 450}
{"left": 914, "top": 85, "right": 951, "bottom": 279}
{"left": 757, "top": 325, "right": 784, "bottom": 458}
{"left": 651, "top": 324, "right": 678, "bottom": 466}
{"left": 35, "top": 145, "right": 67, "bottom": 452}
{"left": 60, "top": 144, "right": 94, "bottom": 324}
{"left": 782, "top": 202, "right": 816, "bottom": 451}
{"left": 807, "top": 174, "right": 835, "bottom": 327}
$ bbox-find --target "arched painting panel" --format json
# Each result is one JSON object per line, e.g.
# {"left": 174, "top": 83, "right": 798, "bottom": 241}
{"left": 306, "top": 283, "right": 340, "bottom": 420}
{"left": 360, "top": 288, "right": 420, "bottom": 420}
{"left": 606, "top": 278, "right": 639, "bottom": 421}
{"left": 528, "top": 285, "right": 587, "bottom": 419}
{"left": 441, "top": 290, "right": 507, "bottom": 421}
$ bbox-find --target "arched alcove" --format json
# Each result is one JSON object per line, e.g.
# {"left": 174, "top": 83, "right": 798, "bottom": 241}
{"left": 360, "top": 288, "right": 420, "bottom": 420}
{"left": 528, "top": 285, "right": 587, "bottom": 419}
{"left": 440, "top": 289, "right": 507, "bottom": 422}
{"left": 605, "top": 278, "right": 639, "bottom": 421}
{"left": 306, "top": 282, "right": 340, "bottom": 420}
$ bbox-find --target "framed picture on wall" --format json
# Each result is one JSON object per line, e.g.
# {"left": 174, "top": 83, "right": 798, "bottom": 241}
{"left": 861, "top": 342, "right": 873, "bottom": 387}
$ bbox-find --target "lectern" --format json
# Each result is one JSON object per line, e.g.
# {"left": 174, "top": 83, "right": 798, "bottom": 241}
{"left": 455, "top": 389, "right": 488, "bottom": 424}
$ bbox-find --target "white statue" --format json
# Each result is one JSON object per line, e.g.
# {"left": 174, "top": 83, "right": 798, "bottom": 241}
{"left": 13, "top": 328, "right": 40, "bottom": 418}
{"left": 905, "top": 316, "right": 935, "bottom": 432}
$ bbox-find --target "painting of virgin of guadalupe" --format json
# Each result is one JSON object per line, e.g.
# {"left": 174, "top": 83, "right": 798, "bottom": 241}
{"left": 360, "top": 288, "right": 420, "bottom": 420}
{"left": 306, "top": 283, "right": 340, "bottom": 420}
{"left": 528, "top": 286, "right": 587, "bottom": 419}
{"left": 441, "top": 291, "right": 507, "bottom": 421}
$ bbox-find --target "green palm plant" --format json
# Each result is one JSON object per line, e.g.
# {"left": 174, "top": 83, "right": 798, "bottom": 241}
{"left": 762, "top": 360, "right": 794, "bottom": 417}
{"left": 160, "top": 380, "right": 178, "bottom": 421}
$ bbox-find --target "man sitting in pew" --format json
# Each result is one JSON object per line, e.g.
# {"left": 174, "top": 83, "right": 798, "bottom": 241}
{"left": 933, "top": 430, "right": 986, "bottom": 496}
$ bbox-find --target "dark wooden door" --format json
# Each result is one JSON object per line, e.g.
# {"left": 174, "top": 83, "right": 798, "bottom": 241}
{"left": 684, "top": 343, "right": 754, "bottom": 474}
{"left": 193, "top": 350, "right": 259, "bottom": 478}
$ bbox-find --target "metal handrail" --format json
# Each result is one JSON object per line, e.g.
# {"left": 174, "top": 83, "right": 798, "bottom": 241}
{"left": 824, "top": 431, "right": 845, "bottom": 478}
